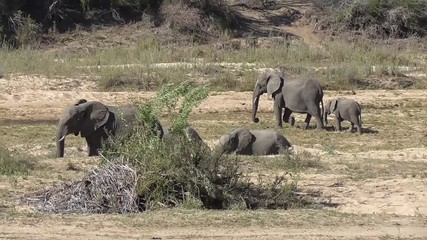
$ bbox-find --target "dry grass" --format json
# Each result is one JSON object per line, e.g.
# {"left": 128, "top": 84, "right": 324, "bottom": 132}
{"left": 0, "top": 89, "right": 426, "bottom": 238}
{"left": 1, "top": 34, "right": 425, "bottom": 92}
{"left": 0, "top": 4, "right": 427, "bottom": 236}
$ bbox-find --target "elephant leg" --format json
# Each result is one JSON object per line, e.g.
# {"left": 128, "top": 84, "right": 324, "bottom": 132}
{"left": 85, "top": 136, "right": 102, "bottom": 156}
{"left": 283, "top": 108, "right": 295, "bottom": 127}
{"left": 300, "top": 114, "right": 312, "bottom": 130}
{"left": 350, "top": 116, "right": 362, "bottom": 134}
{"left": 354, "top": 121, "right": 362, "bottom": 134}
{"left": 274, "top": 95, "right": 283, "bottom": 128}
{"left": 334, "top": 117, "right": 342, "bottom": 132}
{"left": 347, "top": 123, "right": 354, "bottom": 132}
{"left": 314, "top": 114, "right": 324, "bottom": 130}
{"left": 308, "top": 104, "right": 323, "bottom": 130}
{"left": 355, "top": 125, "right": 362, "bottom": 134}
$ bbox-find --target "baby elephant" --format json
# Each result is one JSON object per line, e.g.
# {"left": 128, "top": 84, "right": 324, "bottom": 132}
{"left": 163, "top": 126, "right": 211, "bottom": 152}
{"left": 324, "top": 98, "right": 362, "bottom": 134}
{"left": 219, "top": 128, "right": 292, "bottom": 156}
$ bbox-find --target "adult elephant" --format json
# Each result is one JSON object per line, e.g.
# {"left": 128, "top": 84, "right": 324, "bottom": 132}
{"left": 252, "top": 72, "right": 324, "bottom": 130}
{"left": 56, "top": 99, "right": 164, "bottom": 158}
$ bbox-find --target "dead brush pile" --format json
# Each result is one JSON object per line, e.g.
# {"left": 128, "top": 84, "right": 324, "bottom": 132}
{"left": 26, "top": 164, "right": 138, "bottom": 214}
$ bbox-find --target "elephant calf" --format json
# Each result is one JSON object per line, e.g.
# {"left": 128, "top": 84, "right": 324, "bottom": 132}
{"left": 219, "top": 128, "right": 292, "bottom": 156}
{"left": 164, "top": 126, "right": 211, "bottom": 152}
{"left": 324, "top": 98, "right": 362, "bottom": 134}
{"left": 56, "top": 99, "right": 164, "bottom": 158}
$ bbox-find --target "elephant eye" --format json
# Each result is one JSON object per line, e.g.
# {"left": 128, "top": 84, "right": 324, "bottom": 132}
{"left": 77, "top": 111, "right": 87, "bottom": 121}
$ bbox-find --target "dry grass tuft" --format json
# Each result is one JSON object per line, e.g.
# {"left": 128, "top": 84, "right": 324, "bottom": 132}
{"left": 25, "top": 164, "right": 138, "bottom": 214}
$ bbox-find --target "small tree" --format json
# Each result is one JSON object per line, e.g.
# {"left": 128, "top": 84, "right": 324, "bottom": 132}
{"left": 101, "top": 81, "right": 244, "bottom": 210}
{"left": 8, "top": 11, "right": 41, "bottom": 47}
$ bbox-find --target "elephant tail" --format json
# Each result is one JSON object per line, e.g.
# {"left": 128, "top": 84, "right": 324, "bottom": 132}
{"left": 320, "top": 98, "right": 325, "bottom": 125}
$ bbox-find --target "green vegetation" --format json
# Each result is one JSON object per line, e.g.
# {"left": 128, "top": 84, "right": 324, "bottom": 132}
{"left": 0, "top": 36, "right": 422, "bottom": 91}
{"left": 0, "top": 1, "right": 425, "bottom": 91}
{"left": 99, "top": 82, "right": 309, "bottom": 211}
{"left": 0, "top": 0, "right": 237, "bottom": 47}
{"left": 0, "top": 145, "right": 34, "bottom": 176}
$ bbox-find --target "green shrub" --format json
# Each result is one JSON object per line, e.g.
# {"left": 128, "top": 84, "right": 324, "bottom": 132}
{"left": 8, "top": 11, "right": 41, "bottom": 47}
{"left": 0, "top": 145, "right": 34, "bottom": 176}
{"left": 100, "top": 81, "right": 308, "bottom": 211}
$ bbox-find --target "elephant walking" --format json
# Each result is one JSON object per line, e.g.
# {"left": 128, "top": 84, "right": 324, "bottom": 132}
{"left": 56, "top": 99, "right": 164, "bottom": 158}
{"left": 252, "top": 72, "right": 324, "bottom": 130}
{"left": 324, "top": 98, "right": 362, "bottom": 134}
{"left": 219, "top": 128, "right": 292, "bottom": 156}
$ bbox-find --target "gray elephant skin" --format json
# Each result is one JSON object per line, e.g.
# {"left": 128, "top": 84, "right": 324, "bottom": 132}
{"left": 219, "top": 128, "right": 292, "bottom": 155}
{"left": 164, "top": 126, "right": 211, "bottom": 152}
{"left": 184, "top": 127, "right": 210, "bottom": 151}
{"left": 324, "top": 98, "right": 362, "bottom": 134}
{"left": 252, "top": 72, "right": 324, "bottom": 130}
{"left": 56, "top": 99, "right": 164, "bottom": 158}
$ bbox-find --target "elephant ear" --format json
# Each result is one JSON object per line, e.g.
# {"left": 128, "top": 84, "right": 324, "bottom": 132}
{"left": 74, "top": 99, "right": 88, "bottom": 106}
{"left": 80, "top": 102, "right": 110, "bottom": 137}
{"left": 219, "top": 134, "right": 230, "bottom": 147}
{"left": 266, "top": 74, "right": 282, "bottom": 98}
{"left": 236, "top": 128, "right": 253, "bottom": 151}
{"left": 330, "top": 99, "right": 338, "bottom": 112}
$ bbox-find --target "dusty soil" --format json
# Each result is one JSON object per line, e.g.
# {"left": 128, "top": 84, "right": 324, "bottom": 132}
{"left": 1, "top": 1, "right": 427, "bottom": 239}
{"left": 1, "top": 72, "right": 427, "bottom": 239}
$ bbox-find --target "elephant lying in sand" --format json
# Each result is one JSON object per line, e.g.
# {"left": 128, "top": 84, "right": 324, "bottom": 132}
{"left": 56, "top": 99, "right": 164, "bottom": 158}
{"left": 219, "top": 128, "right": 292, "bottom": 155}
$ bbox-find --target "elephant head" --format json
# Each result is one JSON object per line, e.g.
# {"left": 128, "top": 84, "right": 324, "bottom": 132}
{"left": 252, "top": 72, "right": 283, "bottom": 123}
{"left": 323, "top": 99, "right": 337, "bottom": 125}
{"left": 74, "top": 98, "right": 88, "bottom": 106}
{"left": 219, "top": 128, "right": 253, "bottom": 154}
{"left": 56, "top": 101, "right": 111, "bottom": 158}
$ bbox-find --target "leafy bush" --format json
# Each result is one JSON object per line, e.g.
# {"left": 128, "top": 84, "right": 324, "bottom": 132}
{"left": 102, "top": 81, "right": 240, "bottom": 210}
{"left": 315, "top": 0, "right": 427, "bottom": 38}
{"left": 0, "top": 145, "right": 34, "bottom": 176}
{"left": 7, "top": 11, "right": 41, "bottom": 47}
{"left": 100, "top": 81, "right": 308, "bottom": 211}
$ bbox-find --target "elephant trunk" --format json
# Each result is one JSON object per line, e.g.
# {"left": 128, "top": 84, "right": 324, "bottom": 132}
{"left": 252, "top": 89, "right": 260, "bottom": 123}
{"left": 323, "top": 109, "right": 328, "bottom": 125}
{"left": 219, "top": 135, "right": 232, "bottom": 153}
{"left": 56, "top": 123, "right": 68, "bottom": 158}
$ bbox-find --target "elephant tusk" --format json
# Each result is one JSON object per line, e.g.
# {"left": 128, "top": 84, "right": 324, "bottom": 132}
{"left": 58, "top": 135, "right": 66, "bottom": 142}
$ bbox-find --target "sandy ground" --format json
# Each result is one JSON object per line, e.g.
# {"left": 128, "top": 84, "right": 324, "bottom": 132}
{"left": 1, "top": 1, "right": 427, "bottom": 237}
{"left": 1, "top": 82, "right": 427, "bottom": 236}
{"left": 1, "top": 73, "right": 426, "bottom": 121}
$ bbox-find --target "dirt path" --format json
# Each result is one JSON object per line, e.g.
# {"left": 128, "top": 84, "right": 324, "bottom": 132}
{"left": 1, "top": 210, "right": 426, "bottom": 239}
{"left": 3, "top": 225, "right": 427, "bottom": 239}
